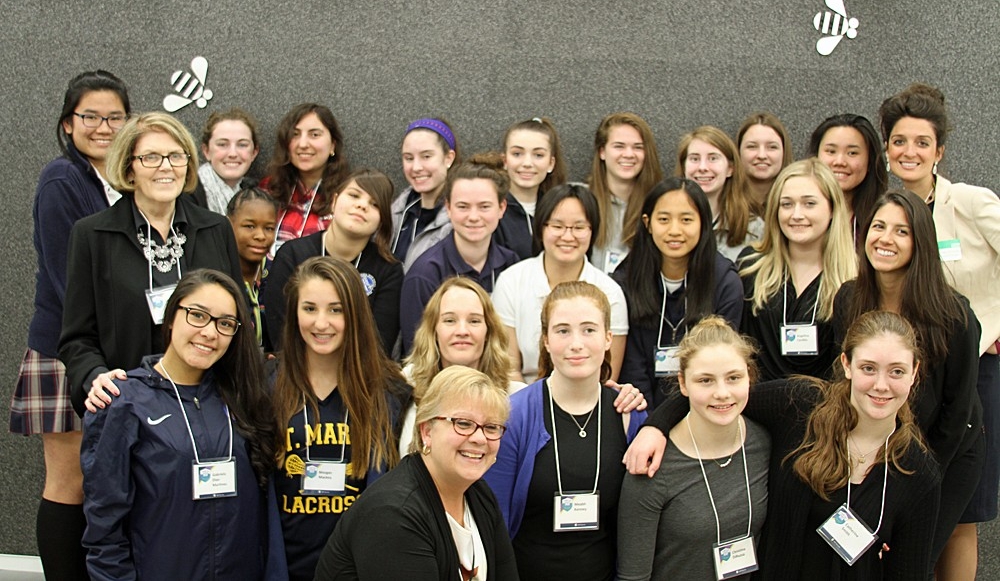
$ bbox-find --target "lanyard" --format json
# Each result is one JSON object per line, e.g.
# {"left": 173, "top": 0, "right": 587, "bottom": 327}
{"left": 159, "top": 362, "right": 233, "bottom": 464}
{"left": 686, "top": 414, "right": 753, "bottom": 544}
{"left": 781, "top": 274, "right": 820, "bottom": 328}
{"left": 549, "top": 383, "right": 601, "bottom": 495}
{"left": 846, "top": 428, "right": 894, "bottom": 536}
{"left": 321, "top": 234, "right": 363, "bottom": 267}
{"left": 302, "top": 397, "right": 349, "bottom": 463}
{"left": 657, "top": 273, "right": 687, "bottom": 349}
{"left": 137, "top": 207, "right": 182, "bottom": 290}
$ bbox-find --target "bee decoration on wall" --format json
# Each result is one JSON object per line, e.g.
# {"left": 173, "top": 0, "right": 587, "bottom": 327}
{"left": 163, "top": 56, "right": 214, "bottom": 112}
{"left": 814, "top": 0, "right": 859, "bottom": 56}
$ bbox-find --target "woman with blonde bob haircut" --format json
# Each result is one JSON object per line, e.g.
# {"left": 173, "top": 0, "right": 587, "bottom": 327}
{"left": 675, "top": 126, "right": 763, "bottom": 261}
{"left": 739, "top": 158, "right": 857, "bottom": 381}
{"left": 315, "top": 366, "right": 518, "bottom": 580}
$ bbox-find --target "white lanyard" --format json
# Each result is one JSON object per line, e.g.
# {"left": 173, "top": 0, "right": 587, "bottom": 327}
{"left": 657, "top": 273, "right": 687, "bottom": 349}
{"left": 159, "top": 362, "right": 233, "bottom": 464}
{"left": 302, "top": 397, "right": 349, "bottom": 463}
{"left": 320, "top": 236, "right": 363, "bottom": 268}
{"left": 549, "top": 383, "right": 601, "bottom": 495}
{"left": 275, "top": 179, "right": 321, "bottom": 240}
{"left": 137, "top": 207, "right": 182, "bottom": 290}
{"left": 846, "top": 428, "right": 894, "bottom": 536}
{"left": 781, "top": 274, "right": 820, "bottom": 328}
{"left": 686, "top": 414, "right": 753, "bottom": 544}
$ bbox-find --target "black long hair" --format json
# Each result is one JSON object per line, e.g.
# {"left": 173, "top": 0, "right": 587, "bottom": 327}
{"left": 57, "top": 70, "right": 131, "bottom": 157}
{"left": 624, "top": 177, "right": 717, "bottom": 327}
{"left": 162, "top": 269, "right": 276, "bottom": 489}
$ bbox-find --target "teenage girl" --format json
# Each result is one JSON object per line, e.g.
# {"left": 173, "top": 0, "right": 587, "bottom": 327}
{"left": 807, "top": 114, "right": 888, "bottom": 246}
{"left": 739, "top": 159, "right": 857, "bottom": 381}
{"left": 588, "top": 112, "right": 664, "bottom": 274}
{"left": 262, "top": 103, "right": 349, "bottom": 264}
{"left": 261, "top": 168, "right": 402, "bottom": 353}
{"left": 485, "top": 281, "right": 646, "bottom": 581}
{"left": 272, "top": 256, "right": 410, "bottom": 581}
{"left": 495, "top": 117, "right": 568, "bottom": 260}
{"left": 676, "top": 126, "right": 763, "bottom": 262}
{"left": 226, "top": 187, "right": 278, "bottom": 347}
{"left": 392, "top": 117, "right": 461, "bottom": 270}
{"left": 400, "top": 152, "right": 519, "bottom": 352}
{"left": 736, "top": 112, "right": 793, "bottom": 209}
{"left": 618, "top": 317, "right": 768, "bottom": 581}
{"left": 833, "top": 190, "right": 983, "bottom": 574}
{"left": 880, "top": 83, "right": 1000, "bottom": 580}
{"left": 9, "top": 70, "right": 130, "bottom": 581}
{"left": 615, "top": 177, "right": 743, "bottom": 409}
{"left": 193, "top": 107, "right": 260, "bottom": 213}
{"left": 82, "top": 270, "right": 277, "bottom": 580}
{"left": 492, "top": 184, "right": 629, "bottom": 383}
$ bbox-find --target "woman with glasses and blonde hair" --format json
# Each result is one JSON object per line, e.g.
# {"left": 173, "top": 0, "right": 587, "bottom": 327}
{"left": 315, "top": 366, "right": 517, "bottom": 580}
{"left": 62, "top": 112, "right": 242, "bottom": 419}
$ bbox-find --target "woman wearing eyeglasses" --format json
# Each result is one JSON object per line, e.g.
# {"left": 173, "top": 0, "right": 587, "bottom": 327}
{"left": 8, "top": 70, "right": 129, "bottom": 581}
{"left": 60, "top": 112, "right": 242, "bottom": 420}
{"left": 492, "top": 184, "right": 629, "bottom": 383}
{"left": 314, "top": 366, "right": 517, "bottom": 580}
{"left": 81, "top": 270, "right": 278, "bottom": 580}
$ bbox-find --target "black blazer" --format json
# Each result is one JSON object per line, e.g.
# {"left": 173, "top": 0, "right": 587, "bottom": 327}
{"left": 314, "top": 453, "right": 519, "bottom": 580}
{"left": 59, "top": 194, "right": 242, "bottom": 416}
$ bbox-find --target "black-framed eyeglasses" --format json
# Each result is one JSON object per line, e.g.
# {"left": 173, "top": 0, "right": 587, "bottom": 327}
{"left": 133, "top": 152, "right": 190, "bottom": 168}
{"left": 73, "top": 112, "right": 128, "bottom": 129}
{"left": 179, "top": 306, "right": 241, "bottom": 336}
{"left": 434, "top": 417, "right": 506, "bottom": 440}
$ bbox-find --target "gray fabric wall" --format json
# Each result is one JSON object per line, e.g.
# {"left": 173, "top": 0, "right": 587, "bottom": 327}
{"left": 2, "top": 0, "right": 998, "bottom": 565}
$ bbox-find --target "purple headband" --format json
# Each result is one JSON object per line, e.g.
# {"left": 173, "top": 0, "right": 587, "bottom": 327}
{"left": 405, "top": 118, "right": 456, "bottom": 151}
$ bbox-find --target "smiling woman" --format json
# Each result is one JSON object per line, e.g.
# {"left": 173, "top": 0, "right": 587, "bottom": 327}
{"left": 192, "top": 108, "right": 260, "bottom": 214}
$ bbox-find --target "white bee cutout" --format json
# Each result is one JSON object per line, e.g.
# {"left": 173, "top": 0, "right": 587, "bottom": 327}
{"left": 162, "top": 56, "right": 214, "bottom": 112}
{"left": 814, "top": 0, "right": 859, "bottom": 56}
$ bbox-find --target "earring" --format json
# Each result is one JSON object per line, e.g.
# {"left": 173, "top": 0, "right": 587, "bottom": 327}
{"left": 885, "top": 160, "right": 891, "bottom": 173}
{"left": 932, "top": 161, "right": 938, "bottom": 175}
{"left": 421, "top": 442, "right": 431, "bottom": 455}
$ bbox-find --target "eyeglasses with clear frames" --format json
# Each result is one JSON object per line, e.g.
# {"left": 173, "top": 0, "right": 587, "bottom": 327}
{"left": 73, "top": 112, "right": 128, "bottom": 129}
{"left": 545, "top": 222, "right": 592, "bottom": 237}
{"left": 179, "top": 306, "right": 241, "bottom": 336}
{"left": 133, "top": 152, "right": 191, "bottom": 168}
{"left": 434, "top": 417, "right": 506, "bottom": 440}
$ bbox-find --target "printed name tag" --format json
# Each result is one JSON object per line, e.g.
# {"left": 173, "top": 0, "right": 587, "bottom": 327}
{"left": 553, "top": 491, "right": 600, "bottom": 532}
{"left": 145, "top": 284, "right": 177, "bottom": 325}
{"left": 816, "top": 503, "right": 877, "bottom": 565}
{"left": 192, "top": 459, "right": 237, "bottom": 500}
{"left": 938, "top": 239, "right": 962, "bottom": 262}
{"left": 655, "top": 347, "right": 680, "bottom": 376}
{"left": 301, "top": 461, "right": 347, "bottom": 495}
{"left": 713, "top": 535, "right": 759, "bottom": 580}
{"left": 780, "top": 325, "right": 818, "bottom": 356}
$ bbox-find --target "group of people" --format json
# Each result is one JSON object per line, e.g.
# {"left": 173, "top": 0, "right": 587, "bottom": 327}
{"left": 9, "top": 68, "right": 1000, "bottom": 580}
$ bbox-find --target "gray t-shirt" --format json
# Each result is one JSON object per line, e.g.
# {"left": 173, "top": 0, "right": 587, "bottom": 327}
{"left": 617, "top": 418, "right": 770, "bottom": 581}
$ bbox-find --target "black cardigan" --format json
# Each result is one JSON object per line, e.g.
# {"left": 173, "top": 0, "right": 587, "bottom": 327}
{"left": 59, "top": 194, "right": 242, "bottom": 416}
{"left": 313, "top": 453, "right": 519, "bottom": 580}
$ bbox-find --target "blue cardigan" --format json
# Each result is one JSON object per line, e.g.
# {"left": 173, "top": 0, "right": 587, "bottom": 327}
{"left": 484, "top": 378, "right": 646, "bottom": 536}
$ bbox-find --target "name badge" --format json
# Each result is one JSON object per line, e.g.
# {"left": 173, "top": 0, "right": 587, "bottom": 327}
{"left": 780, "top": 325, "right": 818, "bottom": 356}
{"left": 655, "top": 347, "right": 680, "bottom": 376}
{"left": 145, "top": 284, "right": 177, "bottom": 325}
{"left": 604, "top": 251, "right": 625, "bottom": 274}
{"left": 301, "top": 461, "right": 346, "bottom": 495}
{"left": 816, "top": 503, "right": 877, "bottom": 565}
{"left": 553, "top": 491, "right": 600, "bottom": 532}
{"left": 192, "top": 459, "right": 237, "bottom": 500}
{"left": 938, "top": 239, "right": 962, "bottom": 262}
{"left": 713, "top": 535, "right": 759, "bottom": 580}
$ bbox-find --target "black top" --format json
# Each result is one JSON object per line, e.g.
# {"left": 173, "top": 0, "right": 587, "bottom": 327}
{"left": 313, "top": 454, "right": 519, "bottom": 580}
{"left": 494, "top": 193, "right": 535, "bottom": 260}
{"left": 513, "top": 383, "right": 626, "bottom": 581}
{"left": 259, "top": 231, "right": 402, "bottom": 353}
{"left": 833, "top": 282, "right": 983, "bottom": 469}
{"left": 740, "top": 261, "right": 839, "bottom": 381}
{"left": 646, "top": 379, "right": 942, "bottom": 580}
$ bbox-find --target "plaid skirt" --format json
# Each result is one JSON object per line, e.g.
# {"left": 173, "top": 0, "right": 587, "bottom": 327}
{"left": 9, "top": 349, "right": 82, "bottom": 434}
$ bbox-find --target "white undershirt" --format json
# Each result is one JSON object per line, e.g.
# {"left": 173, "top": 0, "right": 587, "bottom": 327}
{"left": 446, "top": 502, "right": 487, "bottom": 580}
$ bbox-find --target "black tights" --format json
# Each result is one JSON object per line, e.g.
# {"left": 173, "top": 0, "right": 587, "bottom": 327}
{"left": 36, "top": 498, "right": 88, "bottom": 581}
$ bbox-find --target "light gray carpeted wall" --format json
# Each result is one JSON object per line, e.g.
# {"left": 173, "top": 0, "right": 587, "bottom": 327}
{"left": 2, "top": 0, "right": 998, "bottom": 561}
